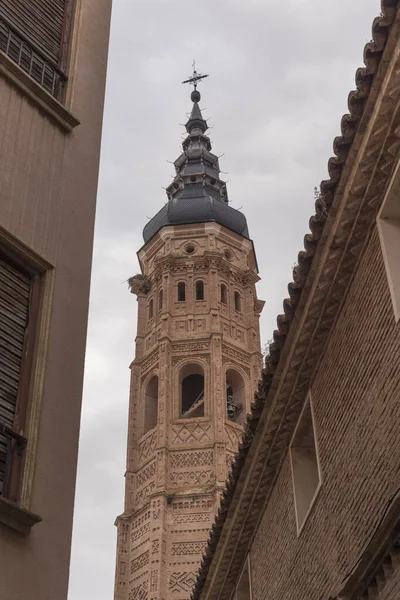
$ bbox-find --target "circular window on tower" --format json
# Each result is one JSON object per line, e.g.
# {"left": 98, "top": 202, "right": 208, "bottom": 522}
{"left": 224, "top": 249, "right": 233, "bottom": 261}
{"left": 185, "top": 244, "right": 196, "bottom": 255}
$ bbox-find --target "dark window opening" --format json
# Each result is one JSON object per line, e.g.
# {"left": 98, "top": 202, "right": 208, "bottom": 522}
{"left": 234, "top": 291, "right": 241, "bottom": 312}
{"left": 195, "top": 280, "right": 204, "bottom": 300}
{"left": 144, "top": 376, "right": 158, "bottom": 434}
{"left": 226, "top": 370, "right": 246, "bottom": 424}
{"left": 148, "top": 298, "right": 154, "bottom": 319}
{"left": 177, "top": 282, "right": 186, "bottom": 302}
{"left": 180, "top": 365, "right": 205, "bottom": 418}
{"left": 221, "top": 284, "right": 227, "bottom": 305}
{"left": 158, "top": 289, "right": 163, "bottom": 311}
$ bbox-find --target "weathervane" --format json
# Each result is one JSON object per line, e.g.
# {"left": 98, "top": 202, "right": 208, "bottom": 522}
{"left": 182, "top": 60, "right": 209, "bottom": 91}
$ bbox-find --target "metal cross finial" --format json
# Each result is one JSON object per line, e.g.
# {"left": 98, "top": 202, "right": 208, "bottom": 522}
{"left": 182, "top": 61, "right": 209, "bottom": 90}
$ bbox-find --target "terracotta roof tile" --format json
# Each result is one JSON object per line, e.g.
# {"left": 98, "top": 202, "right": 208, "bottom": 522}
{"left": 191, "top": 2, "right": 400, "bottom": 598}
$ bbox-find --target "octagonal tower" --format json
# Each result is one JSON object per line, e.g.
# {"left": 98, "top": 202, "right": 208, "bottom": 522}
{"left": 114, "top": 86, "right": 264, "bottom": 600}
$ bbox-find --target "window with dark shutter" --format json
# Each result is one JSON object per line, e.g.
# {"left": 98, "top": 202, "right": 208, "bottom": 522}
{"left": 0, "top": 0, "right": 74, "bottom": 100}
{"left": 0, "top": 253, "right": 37, "bottom": 500}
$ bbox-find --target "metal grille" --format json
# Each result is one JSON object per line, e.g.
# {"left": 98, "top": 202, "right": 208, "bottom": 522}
{"left": 0, "top": 17, "right": 67, "bottom": 100}
{"left": 0, "top": 255, "right": 31, "bottom": 494}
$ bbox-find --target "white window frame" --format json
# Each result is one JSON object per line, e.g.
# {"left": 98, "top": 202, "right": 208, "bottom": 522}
{"left": 377, "top": 158, "right": 400, "bottom": 322}
{"left": 235, "top": 555, "right": 252, "bottom": 600}
{"left": 289, "top": 392, "right": 322, "bottom": 535}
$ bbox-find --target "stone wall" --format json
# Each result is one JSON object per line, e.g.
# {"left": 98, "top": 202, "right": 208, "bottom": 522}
{"left": 250, "top": 226, "right": 400, "bottom": 599}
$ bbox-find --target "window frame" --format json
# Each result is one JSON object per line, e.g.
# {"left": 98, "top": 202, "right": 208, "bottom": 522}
{"left": 177, "top": 362, "right": 206, "bottom": 419}
{"left": 143, "top": 374, "right": 159, "bottom": 436}
{"left": 235, "top": 555, "right": 252, "bottom": 600}
{"left": 0, "top": 0, "right": 76, "bottom": 102}
{"left": 148, "top": 298, "right": 154, "bottom": 320}
{"left": 195, "top": 279, "right": 205, "bottom": 301}
{"left": 289, "top": 392, "right": 322, "bottom": 535}
{"left": 177, "top": 281, "right": 186, "bottom": 302}
{"left": 377, "top": 158, "right": 400, "bottom": 322}
{"left": 158, "top": 288, "right": 163, "bottom": 311}
{"left": 220, "top": 283, "right": 228, "bottom": 305}
{"left": 234, "top": 291, "right": 242, "bottom": 312}
{"left": 225, "top": 368, "right": 247, "bottom": 425}
{"left": 0, "top": 247, "right": 41, "bottom": 505}
{"left": 0, "top": 1, "right": 80, "bottom": 131}
{"left": 0, "top": 233, "right": 53, "bottom": 534}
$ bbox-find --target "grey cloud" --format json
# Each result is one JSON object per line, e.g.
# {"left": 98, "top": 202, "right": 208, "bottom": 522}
{"left": 68, "top": 1, "right": 381, "bottom": 598}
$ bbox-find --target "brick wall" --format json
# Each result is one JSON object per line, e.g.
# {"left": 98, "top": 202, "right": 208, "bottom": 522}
{"left": 250, "top": 226, "right": 400, "bottom": 599}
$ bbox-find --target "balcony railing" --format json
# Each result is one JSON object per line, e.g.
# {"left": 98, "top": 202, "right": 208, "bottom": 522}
{"left": 0, "top": 17, "right": 67, "bottom": 102}
{"left": 0, "top": 422, "right": 27, "bottom": 500}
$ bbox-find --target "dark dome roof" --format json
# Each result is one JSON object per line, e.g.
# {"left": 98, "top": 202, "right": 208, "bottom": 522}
{"left": 143, "top": 187, "right": 249, "bottom": 243}
{"left": 143, "top": 93, "right": 250, "bottom": 243}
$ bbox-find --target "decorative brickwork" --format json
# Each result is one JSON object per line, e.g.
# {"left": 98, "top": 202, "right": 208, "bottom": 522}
{"left": 169, "top": 470, "right": 215, "bottom": 488}
{"left": 171, "top": 423, "right": 212, "bottom": 445}
{"left": 136, "top": 461, "right": 156, "bottom": 487}
{"left": 130, "top": 551, "right": 150, "bottom": 574}
{"left": 114, "top": 95, "right": 263, "bottom": 600}
{"left": 171, "top": 541, "right": 207, "bottom": 556}
{"left": 169, "top": 572, "right": 197, "bottom": 593}
{"left": 131, "top": 523, "right": 151, "bottom": 544}
{"left": 173, "top": 514, "right": 210, "bottom": 525}
{"left": 139, "top": 431, "right": 158, "bottom": 463}
{"left": 128, "top": 582, "right": 148, "bottom": 600}
{"left": 135, "top": 481, "right": 156, "bottom": 506}
{"left": 170, "top": 451, "right": 213, "bottom": 468}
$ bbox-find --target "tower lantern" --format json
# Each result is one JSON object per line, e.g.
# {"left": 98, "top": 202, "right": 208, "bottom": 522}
{"left": 114, "top": 73, "right": 264, "bottom": 600}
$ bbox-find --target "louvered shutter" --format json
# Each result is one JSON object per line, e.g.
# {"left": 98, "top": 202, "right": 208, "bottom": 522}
{"left": 0, "top": 255, "right": 31, "bottom": 492}
{"left": 0, "top": 0, "right": 66, "bottom": 65}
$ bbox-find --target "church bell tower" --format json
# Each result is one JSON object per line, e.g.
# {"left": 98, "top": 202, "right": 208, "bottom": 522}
{"left": 114, "top": 71, "right": 264, "bottom": 600}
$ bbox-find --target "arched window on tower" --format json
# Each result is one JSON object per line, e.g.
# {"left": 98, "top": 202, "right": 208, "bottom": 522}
{"left": 158, "top": 288, "right": 163, "bottom": 311}
{"left": 148, "top": 298, "right": 154, "bottom": 319}
{"left": 179, "top": 364, "right": 205, "bottom": 418}
{"left": 195, "top": 280, "right": 204, "bottom": 300}
{"left": 221, "top": 283, "right": 228, "bottom": 305}
{"left": 177, "top": 282, "right": 186, "bottom": 302}
{"left": 144, "top": 375, "right": 158, "bottom": 434}
{"left": 234, "top": 291, "right": 241, "bottom": 312}
{"left": 226, "top": 369, "right": 246, "bottom": 424}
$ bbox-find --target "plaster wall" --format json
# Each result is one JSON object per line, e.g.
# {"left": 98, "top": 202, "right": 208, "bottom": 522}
{"left": 249, "top": 226, "right": 400, "bottom": 599}
{"left": 0, "top": 1, "right": 112, "bottom": 598}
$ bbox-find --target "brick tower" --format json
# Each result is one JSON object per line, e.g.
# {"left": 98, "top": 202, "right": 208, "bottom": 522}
{"left": 114, "top": 73, "right": 264, "bottom": 600}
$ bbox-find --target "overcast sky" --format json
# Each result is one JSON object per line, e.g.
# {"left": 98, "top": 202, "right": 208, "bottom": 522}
{"left": 68, "top": 1, "right": 381, "bottom": 598}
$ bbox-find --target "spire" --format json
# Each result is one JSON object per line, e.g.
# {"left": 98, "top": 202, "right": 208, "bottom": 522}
{"left": 142, "top": 66, "right": 250, "bottom": 243}
{"left": 166, "top": 66, "right": 228, "bottom": 204}
{"left": 185, "top": 89, "right": 208, "bottom": 134}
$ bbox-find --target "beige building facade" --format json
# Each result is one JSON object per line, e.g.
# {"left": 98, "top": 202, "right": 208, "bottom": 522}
{"left": 0, "top": 1, "right": 112, "bottom": 599}
{"left": 114, "top": 88, "right": 264, "bottom": 600}
{"left": 192, "top": 3, "right": 400, "bottom": 600}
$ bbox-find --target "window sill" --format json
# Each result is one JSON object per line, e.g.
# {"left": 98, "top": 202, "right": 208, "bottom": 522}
{"left": 172, "top": 417, "right": 209, "bottom": 424}
{"left": 0, "top": 495, "right": 42, "bottom": 535}
{"left": 0, "top": 51, "right": 80, "bottom": 132}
